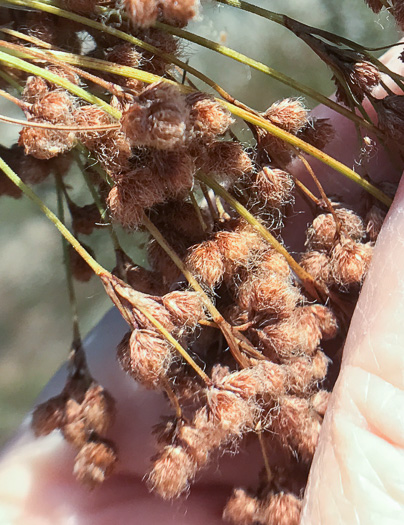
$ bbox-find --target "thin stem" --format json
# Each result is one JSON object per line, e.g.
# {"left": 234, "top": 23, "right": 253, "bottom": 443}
{"left": 0, "top": 38, "right": 127, "bottom": 99}
{"left": 55, "top": 174, "right": 81, "bottom": 346}
{"left": 197, "top": 172, "right": 326, "bottom": 302}
{"left": 0, "top": 113, "right": 120, "bottom": 131}
{"left": 0, "top": 155, "right": 105, "bottom": 276}
{"left": 3, "top": 0, "right": 251, "bottom": 109}
{"left": 189, "top": 191, "right": 208, "bottom": 232}
{"left": 142, "top": 214, "right": 251, "bottom": 368}
{"left": 0, "top": 49, "right": 120, "bottom": 118}
{"left": 221, "top": 102, "right": 392, "bottom": 206}
{"left": 155, "top": 21, "right": 381, "bottom": 135}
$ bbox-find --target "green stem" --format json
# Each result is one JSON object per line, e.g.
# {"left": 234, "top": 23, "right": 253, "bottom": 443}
{"left": 155, "top": 21, "right": 380, "bottom": 135}
{"left": 222, "top": 101, "right": 392, "bottom": 206}
{"left": 142, "top": 214, "right": 251, "bottom": 368}
{"left": 197, "top": 172, "right": 325, "bottom": 301}
{"left": 0, "top": 50, "right": 120, "bottom": 118}
{"left": 0, "top": 155, "right": 106, "bottom": 276}
{"left": 2, "top": 0, "right": 242, "bottom": 104}
{"left": 55, "top": 174, "right": 81, "bottom": 345}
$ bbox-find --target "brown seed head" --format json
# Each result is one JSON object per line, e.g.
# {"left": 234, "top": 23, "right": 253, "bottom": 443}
{"left": 32, "top": 90, "right": 74, "bottom": 122}
{"left": 204, "top": 141, "right": 253, "bottom": 180}
{"left": 272, "top": 396, "right": 321, "bottom": 461}
{"left": 306, "top": 208, "right": 365, "bottom": 251}
{"left": 297, "top": 118, "right": 335, "bottom": 151}
{"left": 147, "top": 445, "right": 197, "bottom": 499}
{"left": 238, "top": 274, "right": 301, "bottom": 318}
{"left": 215, "top": 231, "right": 250, "bottom": 276}
{"left": 118, "top": 329, "right": 173, "bottom": 388}
{"left": 263, "top": 98, "right": 309, "bottom": 134}
{"left": 375, "top": 94, "right": 404, "bottom": 144}
{"left": 206, "top": 388, "right": 258, "bottom": 436}
{"left": 121, "top": 83, "right": 189, "bottom": 150}
{"left": 187, "top": 92, "right": 234, "bottom": 141}
{"left": 18, "top": 126, "right": 76, "bottom": 160}
{"left": 62, "top": 0, "right": 104, "bottom": 14}
{"left": 300, "top": 251, "right": 332, "bottom": 286}
{"left": 31, "top": 395, "right": 66, "bottom": 437}
{"left": 393, "top": 0, "right": 404, "bottom": 30}
{"left": 310, "top": 389, "right": 330, "bottom": 417}
{"left": 223, "top": 488, "right": 260, "bottom": 525}
{"left": 81, "top": 384, "right": 115, "bottom": 436}
{"left": 124, "top": 0, "right": 160, "bottom": 27}
{"left": 162, "top": 291, "right": 205, "bottom": 328}
{"left": 254, "top": 167, "right": 295, "bottom": 209}
{"left": 62, "top": 398, "right": 88, "bottom": 448}
{"left": 74, "top": 440, "right": 117, "bottom": 488}
{"left": 259, "top": 492, "right": 302, "bottom": 525}
{"left": 365, "top": 205, "right": 385, "bottom": 243}
{"left": 161, "top": 0, "right": 200, "bottom": 27}
{"left": 330, "top": 237, "right": 373, "bottom": 287}
{"left": 365, "top": 0, "right": 383, "bottom": 13}
{"left": 186, "top": 240, "right": 225, "bottom": 288}
{"left": 305, "top": 304, "right": 338, "bottom": 340}
{"left": 23, "top": 76, "right": 49, "bottom": 104}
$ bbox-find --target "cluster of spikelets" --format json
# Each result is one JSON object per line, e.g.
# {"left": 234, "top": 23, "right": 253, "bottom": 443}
{"left": 0, "top": 1, "right": 401, "bottom": 524}
{"left": 31, "top": 375, "right": 117, "bottom": 488}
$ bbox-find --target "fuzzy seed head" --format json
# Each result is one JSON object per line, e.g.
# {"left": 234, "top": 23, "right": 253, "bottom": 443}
{"left": 162, "top": 0, "right": 200, "bottom": 26}
{"left": 306, "top": 208, "right": 365, "bottom": 251}
{"left": 124, "top": 0, "right": 160, "bottom": 27}
{"left": 206, "top": 388, "right": 257, "bottom": 435}
{"left": 330, "top": 237, "right": 373, "bottom": 287}
{"left": 121, "top": 83, "right": 189, "bottom": 150}
{"left": 306, "top": 304, "right": 338, "bottom": 340}
{"left": 31, "top": 395, "right": 66, "bottom": 437}
{"left": 215, "top": 231, "right": 250, "bottom": 276}
{"left": 297, "top": 118, "right": 335, "bottom": 151}
{"left": 260, "top": 492, "right": 302, "bottom": 525}
{"left": 162, "top": 291, "right": 205, "bottom": 328}
{"left": 365, "top": 205, "right": 385, "bottom": 242}
{"left": 187, "top": 93, "right": 234, "bottom": 141}
{"left": 223, "top": 488, "right": 260, "bottom": 525}
{"left": 81, "top": 384, "right": 115, "bottom": 436}
{"left": 273, "top": 396, "right": 321, "bottom": 461}
{"left": 300, "top": 251, "right": 332, "bottom": 286}
{"left": 259, "top": 249, "right": 291, "bottom": 280}
{"left": 238, "top": 274, "right": 301, "bottom": 318}
{"left": 263, "top": 98, "right": 309, "bottom": 134}
{"left": 254, "top": 167, "right": 295, "bottom": 209}
{"left": 148, "top": 445, "right": 197, "bottom": 499}
{"left": 74, "top": 441, "right": 117, "bottom": 488}
{"left": 32, "top": 91, "right": 74, "bottom": 122}
{"left": 19, "top": 126, "right": 76, "bottom": 160}
{"left": 23, "top": 76, "right": 49, "bottom": 104}
{"left": 118, "top": 329, "right": 173, "bottom": 388}
{"left": 186, "top": 240, "right": 225, "bottom": 288}
{"left": 204, "top": 141, "right": 253, "bottom": 180}
{"left": 310, "top": 389, "right": 330, "bottom": 417}
{"left": 375, "top": 94, "right": 404, "bottom": 144}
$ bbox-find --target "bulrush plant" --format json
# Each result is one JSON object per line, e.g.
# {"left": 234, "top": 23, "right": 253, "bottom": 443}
{"left": 0, "top": 0, "right": 403, "bottom": 523}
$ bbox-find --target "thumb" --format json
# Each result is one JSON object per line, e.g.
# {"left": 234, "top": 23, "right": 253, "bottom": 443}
{"left": 301, "top": 174, "right": 404, "bottom": 524}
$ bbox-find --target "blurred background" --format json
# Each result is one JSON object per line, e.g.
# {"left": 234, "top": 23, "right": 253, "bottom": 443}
{"left": 0, "top": 0, "right": 398, "bottom": 444}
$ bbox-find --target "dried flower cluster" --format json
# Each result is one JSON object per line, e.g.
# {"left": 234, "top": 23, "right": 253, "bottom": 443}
{"left": 32, "top": 367, "right": 117, "bottom": 488}
{"left": 0, "top": 0, "right": 400, "bottom": 523}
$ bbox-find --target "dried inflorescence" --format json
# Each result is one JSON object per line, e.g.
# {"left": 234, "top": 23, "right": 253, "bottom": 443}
{"left": 32, "top": 378, "right": 116, "bottom": 487}
{"left": 3, "top": 0, "right": 392, "bottom": 520}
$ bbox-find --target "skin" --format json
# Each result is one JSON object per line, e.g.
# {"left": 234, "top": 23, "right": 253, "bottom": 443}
{"left": 1, "top": 50, "right": 404, "bottom": 525}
